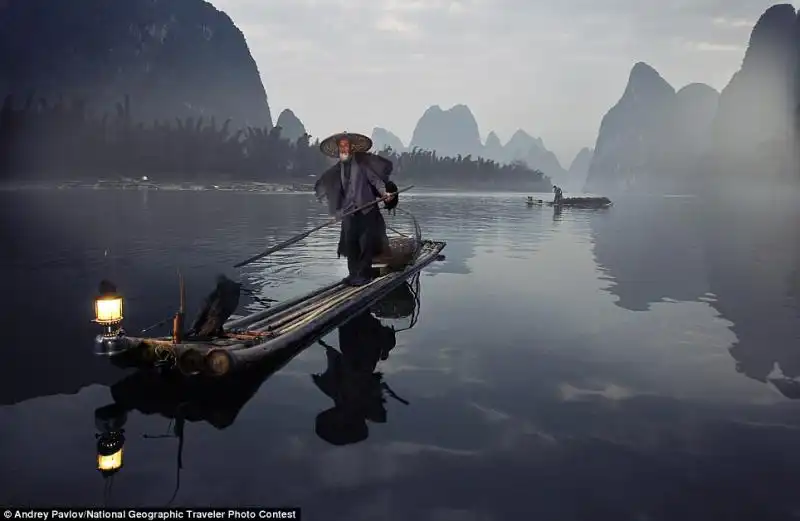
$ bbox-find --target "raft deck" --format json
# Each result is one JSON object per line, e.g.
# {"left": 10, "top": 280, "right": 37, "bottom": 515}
{"left": 116, "top": 240, "right": 446, "bottom": 377}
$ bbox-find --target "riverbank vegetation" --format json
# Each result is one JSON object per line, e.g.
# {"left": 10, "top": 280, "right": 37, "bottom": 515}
{"left": 0, "top": 95, "right": 552, "bottom": 190}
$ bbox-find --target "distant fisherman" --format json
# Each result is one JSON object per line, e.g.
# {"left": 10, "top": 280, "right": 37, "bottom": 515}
{"left": 553, "top": 185, "right": 563, "bottom": 205}
{"left": 314, "top": 132, "right": 395, "bottom": 286}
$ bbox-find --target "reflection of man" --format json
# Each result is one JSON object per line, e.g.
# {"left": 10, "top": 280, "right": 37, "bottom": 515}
{"left": 312, "top": 310, "right": 398, "bottom": 445}
{"left": 314, "top": 132, "right": 396, "bottom": 286}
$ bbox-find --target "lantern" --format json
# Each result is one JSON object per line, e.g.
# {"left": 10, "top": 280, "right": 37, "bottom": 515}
{"left": 95, "top": 295, "right": 123, "bottom": 325}
{"left": 96, "top": 430, "right": 125, "bottom": 476}
{"left": 94, "top": 280, "right": 124, "bottom": 339}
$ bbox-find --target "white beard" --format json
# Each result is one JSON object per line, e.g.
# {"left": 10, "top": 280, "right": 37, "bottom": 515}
{"left": 339, "top": 153, "right": 350, "bottom": 162}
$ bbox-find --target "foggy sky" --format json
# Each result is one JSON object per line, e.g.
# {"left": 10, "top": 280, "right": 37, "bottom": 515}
{"left": 209, "top": 0, "right": 791, "bottom": 164}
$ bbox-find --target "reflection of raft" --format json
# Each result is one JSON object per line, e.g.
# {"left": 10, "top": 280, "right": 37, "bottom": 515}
{"left": 370, "top": 276, "right": 419, "bottom": 320}
{"left": 548, "top": 196, "right": 612, "bottom": 209}
{"left": 111, "top": 240, "right": 445, "bottom": 378}
{"left": 109, "top": 358, "right": 284, "bottom": 429}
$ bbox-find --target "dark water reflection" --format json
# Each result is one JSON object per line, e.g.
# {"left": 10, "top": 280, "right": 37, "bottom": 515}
{"left": 591, "top": 194, "right": 800, "bottom": 400}
{"left": 2, "top": 189, "right": 800, "bottom": 520}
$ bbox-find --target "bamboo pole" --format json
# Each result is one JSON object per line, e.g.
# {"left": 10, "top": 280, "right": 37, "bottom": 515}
{"left": 224, "top": 280, "right": 343, "bottom": 330}
{"left": 232, "top": 186, "right": 413, "bottom": 269}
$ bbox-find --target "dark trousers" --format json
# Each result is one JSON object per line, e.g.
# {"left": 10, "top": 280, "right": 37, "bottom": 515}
{"left": 338, "top": 209, "right": 386, "bottom": 280}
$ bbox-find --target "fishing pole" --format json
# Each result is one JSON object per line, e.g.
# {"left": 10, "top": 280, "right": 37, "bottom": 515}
{"left": 233, "top": 185, "right": 414, "bottom": 269}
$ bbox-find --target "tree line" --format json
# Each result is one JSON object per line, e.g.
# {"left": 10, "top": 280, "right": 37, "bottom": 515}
{"left": 0, "top": 94, "right": 552, "bottom": 189}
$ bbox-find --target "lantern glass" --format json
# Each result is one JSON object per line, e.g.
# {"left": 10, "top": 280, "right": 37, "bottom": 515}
{"left": 97, "top": 448, "right": 123, "bottom": 472}
{"left": 95, "top": 296, "right": 123, "bottom": 324}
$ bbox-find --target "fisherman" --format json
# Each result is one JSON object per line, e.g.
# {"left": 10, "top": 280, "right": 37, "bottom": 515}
{"left": 553, "top": 185, "right": 563, "bottom": 205}
{"left": 314, "top": 132, "right": 396, "bottom": 286}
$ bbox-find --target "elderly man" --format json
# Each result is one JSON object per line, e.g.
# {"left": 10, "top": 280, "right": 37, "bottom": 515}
{"left": 314, "top": 132, "right": 396, "bottom": 286}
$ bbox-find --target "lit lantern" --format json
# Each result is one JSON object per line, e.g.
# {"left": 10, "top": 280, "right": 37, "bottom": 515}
{"left": 96, "top": 430, "right": 125, "bottom": 476}
{"left": 94, "top": 280, "right": 124, "bottom": 339}
{"left": 95, "top": 295, "right": 123, "bottom": 325}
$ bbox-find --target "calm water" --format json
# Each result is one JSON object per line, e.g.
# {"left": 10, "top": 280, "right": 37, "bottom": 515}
{"left": 2, "top": 189, "right": 800, "bottom": 520}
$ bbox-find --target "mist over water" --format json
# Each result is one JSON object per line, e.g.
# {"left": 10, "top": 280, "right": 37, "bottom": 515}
{"left": 2, "top": 188, "right": 800, "bottom": 519}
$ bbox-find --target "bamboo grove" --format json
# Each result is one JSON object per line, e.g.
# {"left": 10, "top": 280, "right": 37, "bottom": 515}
{"left": 0, "top": 95, "right": 553, "bottom": 189}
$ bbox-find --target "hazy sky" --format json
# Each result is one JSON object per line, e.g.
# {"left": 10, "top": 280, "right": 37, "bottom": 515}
{"left": 210, "top": 0, "right": 792, "bottom": 164}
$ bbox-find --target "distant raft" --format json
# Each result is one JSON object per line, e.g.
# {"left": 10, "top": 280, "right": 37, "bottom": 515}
{"left": 547, "top": 196, "right": 612, "bottom": 209}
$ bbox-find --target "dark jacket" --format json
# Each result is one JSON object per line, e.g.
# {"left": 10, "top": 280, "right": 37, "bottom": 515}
{"left": 314, "top": 152, "right": 394, "bottom": 216}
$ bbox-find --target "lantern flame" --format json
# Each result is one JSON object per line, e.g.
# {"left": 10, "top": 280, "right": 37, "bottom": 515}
{"left": 95, "top": 296, "right": 123, "bottom": 324}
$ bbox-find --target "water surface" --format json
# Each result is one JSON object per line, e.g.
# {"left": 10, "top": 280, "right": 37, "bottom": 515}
{"left": 2, "top": 189, "right": 799, "bottom": 520}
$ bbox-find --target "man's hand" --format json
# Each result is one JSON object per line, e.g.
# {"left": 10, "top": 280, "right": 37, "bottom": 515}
{"left": 382, "top": 192, "right": 396, "bottom": 202}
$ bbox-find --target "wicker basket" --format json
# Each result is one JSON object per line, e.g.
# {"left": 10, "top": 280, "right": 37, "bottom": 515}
{"left": 373, "top": 237, "right": 419, "bottom": 270}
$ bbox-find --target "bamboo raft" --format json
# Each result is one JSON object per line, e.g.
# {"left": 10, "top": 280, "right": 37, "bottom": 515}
{"left": 548, "top": 196, "right": 613, "bottom": 208}
{"left": 103, "top": 275, "right": 423, "bottom": 430}
{"left": 527, "top": 197, "right": 613, "bottom": 209}
{"left": 105, "top": 239, "right": 445, "bottom": 378}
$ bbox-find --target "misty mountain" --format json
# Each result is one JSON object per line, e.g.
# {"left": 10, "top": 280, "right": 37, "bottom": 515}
{"left": 502, "top": 130, "right": 566, "bottom": 185}
{"left": 706, "top": 4, "right": 799, "bottom": 192}
{"left": 0, "top": 0, "right": 272, "bottom": 129}
{"left": 409, "top": 104, "right": 483, "bottom": 158}
{"left": 584, "top": 62, "right": 719, "bottom": 194}
{"left": 396, "top": 104, "right": 568, "bottom": 183}
{"left": 567, "top": 147, "right": 593, "bottom": 192}
{"left": 275, "top": 109, "right": 306, "bottom": 142}
{"left": 479, "top": 128, "right": 568, "bottom": 185}
{"left": 484, "top": 131, "right": 504, "bottom": 161}
{"left": 667, "top": 83, "right": 720, "bottom": 190}
{"left": 503, "top": 129, "right": 544, "bottom": 161}
{"left": 372, "top": 127, "right": 406, "bottom": 153}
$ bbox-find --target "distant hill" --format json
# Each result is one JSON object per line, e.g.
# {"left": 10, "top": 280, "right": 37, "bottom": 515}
{"left": 494, "top": 129, "right": 566, "bottom": 185}
{"left": 584, "top": 62, "right": 719, "bottom": 194}
{"left": 409, "top": 104, "right": 483, "bottom": 158}
{"left": 403, "top": 104, "right": 568, "bottom": 184}
{"left": 275, "top": 109, "right": 306, "bottom": 142}
{"left": 705, "top": 3, "right": 800, "bottom": 193}
{"left": 372, "top": 127, "right": 406, "bottom": 153}
{"left": 484, "top": 131, "right": 504, "bottom": 161}
{"left": 0, "top": 0, "right": 272, "bottom": 129}
{"left": 586, "top": 5, "right": 800, "bottom": 196}
{"left": 567, "top": 147, "right": 593, "bottom": 192}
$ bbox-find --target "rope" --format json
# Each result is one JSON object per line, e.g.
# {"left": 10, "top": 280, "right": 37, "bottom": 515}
{"left": 393, "top": 207, "right": 422, "bottom": 252}
{"left": 153, "top": 345, "right": 176, "bottom": 367}
{"left": 103, "top": 474, "right": 114, "bottom": 506}
{"left": 141, "top": 407, "right": 185, "bottom": 506}
{"left": 388, "top": 272, "right": 421, "bottom": 333}
{"left": 386, "top": 223, "right": 409, "bottom": 238}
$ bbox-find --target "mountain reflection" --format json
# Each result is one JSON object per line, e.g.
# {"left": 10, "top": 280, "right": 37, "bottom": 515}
{"left": 590, "top": 194, "right": 800, "bottom": 398}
